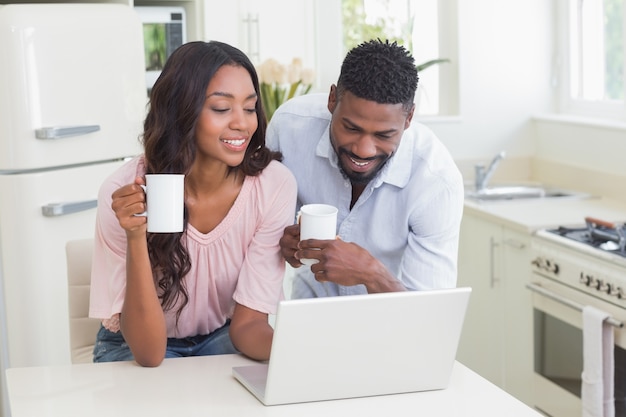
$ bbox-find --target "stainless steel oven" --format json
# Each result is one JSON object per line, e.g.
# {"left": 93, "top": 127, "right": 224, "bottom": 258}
{"left": 529, "top": 219, "right": 626, "bottom": 417}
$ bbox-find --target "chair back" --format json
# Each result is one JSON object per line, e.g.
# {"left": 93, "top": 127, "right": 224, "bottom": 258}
{"left": 66, "top": 238, "right": 100, "bottom": 363}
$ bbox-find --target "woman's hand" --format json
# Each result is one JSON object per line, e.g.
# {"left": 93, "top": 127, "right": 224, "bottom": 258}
{"left": 111, "top": 177, "right": 147, "bottom": 237}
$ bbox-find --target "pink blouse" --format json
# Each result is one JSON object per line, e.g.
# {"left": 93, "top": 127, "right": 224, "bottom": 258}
{"left": 89, "top": 156, "right": 297, "bottom": 338}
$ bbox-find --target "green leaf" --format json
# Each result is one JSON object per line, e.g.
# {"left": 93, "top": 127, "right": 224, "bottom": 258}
{"left": 416, "top": 58, "right": 450, "bottom": 72}
{"left": 286, "top": 81, "right": 301, "bottom": 100}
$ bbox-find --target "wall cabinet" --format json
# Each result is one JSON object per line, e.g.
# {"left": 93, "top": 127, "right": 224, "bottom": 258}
{"left": 203, "top": 0, "right": 342, "bottom": 92}
{"left": 457, "top": 213, "right": 534, "bottom": 406}
{"left": 203, "top": 0, "right": 317, "bottom": 64}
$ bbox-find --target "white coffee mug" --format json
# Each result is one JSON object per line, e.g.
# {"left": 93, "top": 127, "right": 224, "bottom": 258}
{"left": 299, "top": 204, "right": 338, "bottom": 265}
{"left": 137, "top": 174, "right": 185, "bottom": 233}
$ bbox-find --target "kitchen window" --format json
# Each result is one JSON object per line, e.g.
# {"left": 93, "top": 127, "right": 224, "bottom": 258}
{"left": 556, "top": 0, "right": 626, "bottom": 121}
{"left": 317, "top": 0, "right": 459, "bottom": 117}
{"left": 226, "top": 0, "right": 458, "bottom": 117}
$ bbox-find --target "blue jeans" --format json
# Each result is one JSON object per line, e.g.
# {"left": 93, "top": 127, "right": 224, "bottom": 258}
{"left": 93, "top": 320, "right": 238, "bottom": 362}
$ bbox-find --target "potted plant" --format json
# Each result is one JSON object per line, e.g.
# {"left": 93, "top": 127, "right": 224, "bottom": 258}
{"left": 257, "top": 57, "right": 315, "bottom": 121}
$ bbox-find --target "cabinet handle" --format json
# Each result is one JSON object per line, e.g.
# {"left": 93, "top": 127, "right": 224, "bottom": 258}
{"left": 35, "top": 125, "right": 100, "bottom": 140}
{"left": 242, "top": 13, "right": 260, "bottom": 63}
{"left": 41, "top": 200, "right": 97, "bottom": 217}
{"left": 503, "top": 238, "right": 526, "bottom": 250}
{"left": 526, "top": 283, "right": 623, "bottom": 328}
{"left": 490, "top": 237, "right": 500, "bottom": 288}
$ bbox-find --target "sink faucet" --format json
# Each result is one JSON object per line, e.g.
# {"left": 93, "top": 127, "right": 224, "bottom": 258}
{"left": 475, "top": 151, "right": 506, "bottom": 191}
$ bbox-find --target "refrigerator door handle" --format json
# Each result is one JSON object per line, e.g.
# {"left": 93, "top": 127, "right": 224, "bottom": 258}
{"left": 41, "top": 200, "right": 98, "bottom": 217}
{"left": 35, "top": 125, "right": 100, "bottom": 140}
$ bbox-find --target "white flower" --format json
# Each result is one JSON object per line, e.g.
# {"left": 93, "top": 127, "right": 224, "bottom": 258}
{"left": 257, "top": 57, "right": 315, "bottom": 121}
{"left": 301, "top": 68, "right": 316, "bottom": 85}
{"left": 287, "top": 63, "right": 301, "bottom": 84}
{"left": 257, "top": 58, "right": 281, "bottom": 84}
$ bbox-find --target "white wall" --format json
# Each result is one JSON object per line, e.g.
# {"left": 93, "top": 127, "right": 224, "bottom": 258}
{"left": 424, "top": 0, "right": 554, "bottom": 163}
{"left": 425, "top": 0, "right": 626, "bottom": 193}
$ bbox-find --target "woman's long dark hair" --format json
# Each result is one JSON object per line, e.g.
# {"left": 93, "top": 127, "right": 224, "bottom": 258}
{"left": 141, "top": 41, "right": 281, "bottom": 321}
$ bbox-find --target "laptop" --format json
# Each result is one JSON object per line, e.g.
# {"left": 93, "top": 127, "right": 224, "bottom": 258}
{"left": 232, "top": 287, "right": 472, "bottom": 405}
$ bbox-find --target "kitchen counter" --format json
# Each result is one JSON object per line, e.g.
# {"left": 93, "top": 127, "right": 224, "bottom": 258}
{"left": 6, "top": 354, "right": 544, "bottom": 417}
{"left": 464, "top": 195, "right": 626, "bottom": 232}
{"left": 457, "top": 184, "right": 626, "bottom": 412}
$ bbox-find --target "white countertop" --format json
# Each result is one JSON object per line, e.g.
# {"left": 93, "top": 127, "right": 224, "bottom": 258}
{"left": 6, "top": 354, "right": 544, "bottom": 417}
{"left": 464, "top": 195, "right": 626, "bottom": 232}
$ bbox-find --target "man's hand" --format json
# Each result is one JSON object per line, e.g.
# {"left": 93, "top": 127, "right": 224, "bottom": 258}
{"left": 279, "top": 224, "right": 302, "bottom": 268}
{"left": 298, "top": 238, "right": 406, "bottom": 293}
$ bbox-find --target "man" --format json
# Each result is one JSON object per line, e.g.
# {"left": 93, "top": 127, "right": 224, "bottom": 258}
{"left": 266, "top": 39, "right": 464, "bottom": 298}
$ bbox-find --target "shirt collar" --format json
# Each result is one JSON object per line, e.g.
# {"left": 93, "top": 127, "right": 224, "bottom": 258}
{"left": 315, "top": 125, "right": 413, "bottom": 189}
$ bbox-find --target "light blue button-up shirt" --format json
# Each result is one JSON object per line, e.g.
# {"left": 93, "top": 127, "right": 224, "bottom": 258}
{"left": 266, "top": 93, "right": 464, "bottom": 298}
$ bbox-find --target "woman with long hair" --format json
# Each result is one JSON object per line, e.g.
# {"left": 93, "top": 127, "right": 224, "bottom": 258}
{"left": 89, "top": 41, "right": 297, "bottom": 367}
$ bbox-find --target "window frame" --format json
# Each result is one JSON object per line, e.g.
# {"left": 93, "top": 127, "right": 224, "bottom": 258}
{"left": 555, "top": 0, "right": 626, "bottom": 121}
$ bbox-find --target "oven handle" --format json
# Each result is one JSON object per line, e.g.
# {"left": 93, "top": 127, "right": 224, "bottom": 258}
{"left": 526, "top": 282, "right": 624, "bottom": 328}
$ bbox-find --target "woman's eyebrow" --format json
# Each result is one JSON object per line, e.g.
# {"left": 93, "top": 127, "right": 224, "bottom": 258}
{"left": 207, "top": 91, "right": 258, "bottom": 100}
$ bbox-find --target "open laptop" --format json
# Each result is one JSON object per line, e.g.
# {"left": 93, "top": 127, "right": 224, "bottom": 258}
{"left": 232, "top": 287, "right": 471, "bottom": 405}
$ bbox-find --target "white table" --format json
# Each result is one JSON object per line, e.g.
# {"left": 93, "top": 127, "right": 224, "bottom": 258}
{"left": 6, "top": 354, "right": 543, "bottom": 417}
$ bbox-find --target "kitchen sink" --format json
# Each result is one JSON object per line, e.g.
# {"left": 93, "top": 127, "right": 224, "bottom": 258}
{"left": 465, "top": 184, "right": 591, "bottom": 202}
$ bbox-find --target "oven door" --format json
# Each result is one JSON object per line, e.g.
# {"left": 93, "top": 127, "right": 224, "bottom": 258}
{"left": 528, "top": 275, "right": 626, "bottom": 417}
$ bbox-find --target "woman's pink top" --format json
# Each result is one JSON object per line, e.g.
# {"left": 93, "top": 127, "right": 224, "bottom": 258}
{"left": 89, "top": 156, "right": 297, "bottom": 338}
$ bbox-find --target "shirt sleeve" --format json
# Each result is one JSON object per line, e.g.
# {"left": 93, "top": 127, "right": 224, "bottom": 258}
{"left": 232, "top": 161, "right": 298, "bottom": 314}
{"left": 89, "top": 157, "right": 143, "bottom": 320}
{"left": 400, "top": 173, "right": 465, "bottom": 290}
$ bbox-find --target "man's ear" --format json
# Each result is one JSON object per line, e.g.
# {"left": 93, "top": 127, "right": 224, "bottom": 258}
{"left": 404, "top": 103, "right": 416, "bottom": 129}
{"left": 327, "top": 85, "right": 338, "bottom": 113}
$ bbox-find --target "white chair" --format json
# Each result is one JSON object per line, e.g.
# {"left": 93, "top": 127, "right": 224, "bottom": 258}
{"left": 65, "top": 238, "right": 101, "bottom": 364}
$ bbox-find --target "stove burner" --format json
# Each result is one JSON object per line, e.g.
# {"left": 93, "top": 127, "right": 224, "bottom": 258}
{"left": 547, "top": 218, "right": 626, "bottom": 258}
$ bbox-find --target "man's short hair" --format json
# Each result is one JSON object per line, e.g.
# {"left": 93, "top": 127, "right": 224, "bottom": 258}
{"left": 336, "top": 39, "right": 418, "bottom": 112}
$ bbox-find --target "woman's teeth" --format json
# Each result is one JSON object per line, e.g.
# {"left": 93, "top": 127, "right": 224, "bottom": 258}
{"left": 222, "top": 139, "right": 245, "bottom": 146}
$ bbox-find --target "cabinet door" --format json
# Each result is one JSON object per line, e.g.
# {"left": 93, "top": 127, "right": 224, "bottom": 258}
{"left": 456, "top": 214, "right": 505, "bottom": 387}
{"left": 502, "top": 228, "right": 534, "bottom": 406}
{"left": 203, "top": 0, "right": 316, "bottom": 66}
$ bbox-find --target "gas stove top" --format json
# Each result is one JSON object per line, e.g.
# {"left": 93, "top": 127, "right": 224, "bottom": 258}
{"left": 533, "top": 217, "right": 626, "bottom": 305}
{"left": 546, "top": 216, "right": 626, "bottom": 258}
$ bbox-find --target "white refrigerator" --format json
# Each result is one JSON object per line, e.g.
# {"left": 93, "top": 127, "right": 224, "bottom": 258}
{"left": 0, "top": 4, "right": 146, "bottom": 416}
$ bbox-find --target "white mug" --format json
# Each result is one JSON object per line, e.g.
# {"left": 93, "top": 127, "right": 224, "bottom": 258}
{"left": 137, "top": 174, "right": 185, "bottom": 233}
{"left": 299, "top": 204, "right": 338, "bottom": 265}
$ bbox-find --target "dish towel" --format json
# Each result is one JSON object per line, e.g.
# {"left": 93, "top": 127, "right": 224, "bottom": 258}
{"left": 582, "top": 305, "right": 615, "bottom": 417}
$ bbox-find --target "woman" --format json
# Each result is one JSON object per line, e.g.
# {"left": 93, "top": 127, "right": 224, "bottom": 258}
{"left": 89, "top": 41, "right": 297, "bottom": 367}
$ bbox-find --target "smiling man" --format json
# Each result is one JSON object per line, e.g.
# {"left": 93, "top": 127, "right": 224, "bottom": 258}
{"left": 266, "top": 39, "right": 464, "bottom": 298}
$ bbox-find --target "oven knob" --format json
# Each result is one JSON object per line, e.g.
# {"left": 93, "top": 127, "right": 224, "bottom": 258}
{"left": 580, "top": 273, "right": 592, "bottom": 286}
{"left": 588, "top": 276, "right": 597, "bottom": 288}
{"left": 606, "top": 283, "right": 613, "bottom": 295}
{"left": 609, "top": 285, "right": 624, "bottom": 298}
{"left": 543, "top": 259, "right": 558, "bottom": 274}
{"left": 598, "top": 281, "right": 610, "bottom": 293}
{"left": 595, "top": 279, "right": 604, "bottom": 291}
